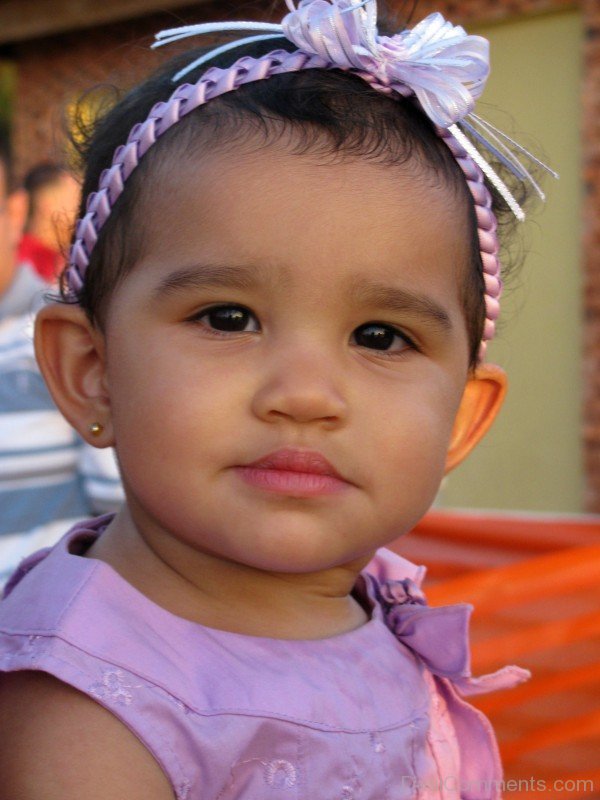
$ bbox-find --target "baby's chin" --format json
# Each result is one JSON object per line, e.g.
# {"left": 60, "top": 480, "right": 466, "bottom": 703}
{"left": 236, "top": 550, "right": 376, "bottom": 579}
{"left": 174, "top": 502, "right": 424, "bottom": 577}
{"left": 208, "top": 526, "right": 391, "bottom": 579}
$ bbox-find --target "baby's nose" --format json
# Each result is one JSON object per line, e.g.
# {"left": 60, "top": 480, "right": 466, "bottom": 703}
{"left": 250, "top": 345, "right": 348, "bottom": 427}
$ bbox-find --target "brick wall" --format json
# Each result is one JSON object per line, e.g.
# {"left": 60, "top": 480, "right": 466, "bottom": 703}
{"left": 6, "top": 0, "right": 598, "bottom": 510}
{"left": 9, "top": 6, "right": 219, "bottom": 173}
{"left": 8, "top": 0, "right": 579, "bottom": 178}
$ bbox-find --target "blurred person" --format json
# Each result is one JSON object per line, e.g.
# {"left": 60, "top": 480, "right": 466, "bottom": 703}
{"left": 0, "top": 144, "right": 44, "bottom": 319}
{"left": 17, "top": 162, "right": 80, "bottom": 283}
{"left": 0, "top": 141, "right": 123, "bottom": 587}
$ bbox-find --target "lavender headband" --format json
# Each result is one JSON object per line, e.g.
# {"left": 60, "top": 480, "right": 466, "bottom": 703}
{"left": 67, "top": 0, "right": 556, "bottom": 362}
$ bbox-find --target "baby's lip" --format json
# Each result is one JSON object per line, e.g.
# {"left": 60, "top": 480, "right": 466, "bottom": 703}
{"left": 243, "top": 447, "right": 347, "bottom": 482}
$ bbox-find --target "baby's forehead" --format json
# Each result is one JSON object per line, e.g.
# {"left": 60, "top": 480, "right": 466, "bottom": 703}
{"left": 129, "top": 154, "right": 468, "bottom": 340}
{"left": 142, "top": 145, "right": 467, "bottom": 255}
{"left": 146, "top": 134, "right": 469, "bottom": 222}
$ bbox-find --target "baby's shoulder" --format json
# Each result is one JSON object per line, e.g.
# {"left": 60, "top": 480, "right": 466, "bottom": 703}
{"left": 0, "top": 670, "right": 173, "bottom": 800}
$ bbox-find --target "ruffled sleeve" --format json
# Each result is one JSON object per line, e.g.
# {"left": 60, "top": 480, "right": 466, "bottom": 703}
{"left": 364, "top": 547, "right": 530, "bottom": 800}
{"left": 364, "top": 547, "right": 530, "bottom": 695}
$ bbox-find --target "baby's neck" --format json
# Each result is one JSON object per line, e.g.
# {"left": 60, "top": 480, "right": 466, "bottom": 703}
{"left": 85, "top": 511, "right": 372, "bottom": 640}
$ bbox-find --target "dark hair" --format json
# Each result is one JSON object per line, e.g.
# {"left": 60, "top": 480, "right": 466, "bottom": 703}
{"left": 23, "top": 162, "right": 71, "bottom": 222}
{"left": 65, "top": 37, "right": 526, "bottom": 367}
{"left": 0, "top": 134, "right": 12, "bottom": 194}
{"left": 24, "top": 162, "right": 70, "bottom": 194}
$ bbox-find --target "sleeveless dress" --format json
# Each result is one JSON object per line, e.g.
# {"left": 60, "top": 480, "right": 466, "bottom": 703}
{"left": 0, "top": 516, "right": 529, "bottom": 800}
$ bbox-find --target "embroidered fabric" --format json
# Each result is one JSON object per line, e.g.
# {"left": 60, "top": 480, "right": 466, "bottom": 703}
{"left": 0, "top": 516, "right": 529, "bottom": 799}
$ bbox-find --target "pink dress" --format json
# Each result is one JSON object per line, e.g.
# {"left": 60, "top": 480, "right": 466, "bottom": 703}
{"left": 0, "top": 516, "right": 529, "bottom": 799}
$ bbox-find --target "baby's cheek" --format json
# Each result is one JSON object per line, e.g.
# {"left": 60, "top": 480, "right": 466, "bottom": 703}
{"left": 374, "top": 406, "right": 453, "bottom": 498}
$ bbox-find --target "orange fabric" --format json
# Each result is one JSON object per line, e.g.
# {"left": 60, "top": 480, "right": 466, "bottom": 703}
{"left": 389, "top": 511, "right": 600, "bottom": 791}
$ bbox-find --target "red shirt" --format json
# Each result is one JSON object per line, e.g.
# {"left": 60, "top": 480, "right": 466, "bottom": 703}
{"left": 17, "top": 233, "right": 64, "bottom": 283}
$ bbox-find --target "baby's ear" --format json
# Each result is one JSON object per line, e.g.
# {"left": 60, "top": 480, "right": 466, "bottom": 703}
{"left": 444, "top": 364, "right": 507, "bottom": 473}
{"left": 34, "top": 303, "right": 114, "bottom": 447}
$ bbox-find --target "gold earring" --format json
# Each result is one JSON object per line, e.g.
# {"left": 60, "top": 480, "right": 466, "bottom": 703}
{"left": 89, "top": 422, "right": 104, "bottom": 437}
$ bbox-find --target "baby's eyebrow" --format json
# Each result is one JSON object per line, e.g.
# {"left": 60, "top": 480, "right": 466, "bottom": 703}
{"left": 151, "top": 262, "right": 290, "bottom": 298}
{"left": 152, "top": 264, "right": 453, "bottom": 332}
{"left": 348, "top": 279, "right": 453, "bottom": 332}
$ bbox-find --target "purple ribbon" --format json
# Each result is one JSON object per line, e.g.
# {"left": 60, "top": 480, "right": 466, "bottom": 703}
{"left": 376, "top": 577, "right": 531, "bottom": 696}
{"left": 282, "top": 1, "right": 489, "bottom": 128}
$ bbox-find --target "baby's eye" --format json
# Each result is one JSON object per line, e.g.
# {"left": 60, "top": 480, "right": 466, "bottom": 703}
{"left": 190, "top": 309, "right": 413, "bottom": 352}
{"left": 192, "top": 304, "right": 260, "bottom": 334}
{"left": 352, "top": 322, "right": 415, "bottom": 354}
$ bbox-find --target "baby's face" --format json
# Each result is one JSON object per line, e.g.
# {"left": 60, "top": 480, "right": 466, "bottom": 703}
{"left": 103, "top": 143, "right": 472, "bottom": 573}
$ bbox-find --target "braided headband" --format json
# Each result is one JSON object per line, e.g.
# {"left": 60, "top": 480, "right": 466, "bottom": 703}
{"left": 66, "top": 0, "right": 555, "bottom": 362}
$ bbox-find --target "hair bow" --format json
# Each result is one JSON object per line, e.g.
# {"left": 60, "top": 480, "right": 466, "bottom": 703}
{"left": 283, "top": 3, "right": 489, "bottom": 129}
{"left": 154, "top": 0, "right": 557, "bottom": 220}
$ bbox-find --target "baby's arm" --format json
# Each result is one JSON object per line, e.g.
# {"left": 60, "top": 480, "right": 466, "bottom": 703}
{"left": 0, "top": 671, "right": 174, "bottom": 799}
